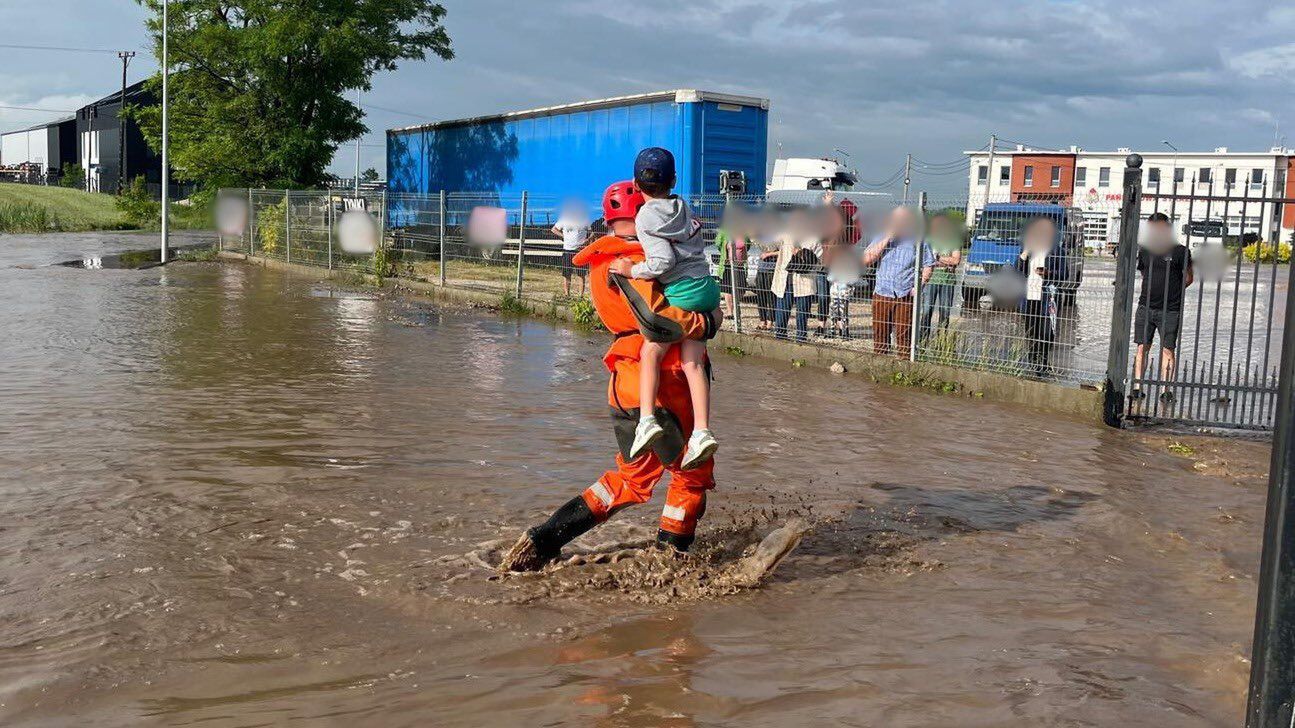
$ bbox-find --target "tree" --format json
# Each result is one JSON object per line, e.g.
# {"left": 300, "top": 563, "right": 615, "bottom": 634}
{"left": 128, "top": 1, "right": 451, "bottom": 189}
{"left": 361, "top": 167, "right": 380, "bottom": 183}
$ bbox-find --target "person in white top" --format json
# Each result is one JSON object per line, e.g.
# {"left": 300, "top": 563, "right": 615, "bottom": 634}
{"left": 551, "top": 201, "right": 591, "bottom": 298}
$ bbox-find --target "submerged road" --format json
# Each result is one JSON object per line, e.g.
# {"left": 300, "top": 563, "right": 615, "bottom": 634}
{"left": 0, "top": 231, "right": 1271, "bottom": 726}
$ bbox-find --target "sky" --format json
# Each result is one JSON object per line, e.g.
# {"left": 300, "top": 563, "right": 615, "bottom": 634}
{"left": 1, "top": 0, "right": 1291, "bottom": 195}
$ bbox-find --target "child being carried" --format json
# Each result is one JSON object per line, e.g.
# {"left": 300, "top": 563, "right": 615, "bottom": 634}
{"left": 608, "top": 147, "right": 720, "bottom": 470}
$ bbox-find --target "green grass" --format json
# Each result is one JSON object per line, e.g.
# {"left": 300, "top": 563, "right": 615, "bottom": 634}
{"left": 0, "top": 182, "right": 213, "bottom": 233}
{"left": 0, "top": 183, "right": 128, "bottom": 232}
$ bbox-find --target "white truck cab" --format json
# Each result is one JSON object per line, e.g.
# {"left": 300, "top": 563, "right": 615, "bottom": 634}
{"left": 769, "top": 158, "right": 858, "bottom": 192}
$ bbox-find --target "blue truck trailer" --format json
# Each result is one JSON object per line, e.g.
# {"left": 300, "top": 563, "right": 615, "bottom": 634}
{"left": 386, "top": 89, "right": 769, "bottom": 209}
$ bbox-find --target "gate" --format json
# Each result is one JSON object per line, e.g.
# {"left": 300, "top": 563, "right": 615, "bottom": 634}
{"left": 1107, "top": 156, "right": 1292, "bottom": 431}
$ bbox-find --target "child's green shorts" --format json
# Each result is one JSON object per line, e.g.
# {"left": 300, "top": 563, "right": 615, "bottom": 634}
{"left": 663, "top": 275, "right": 721, "bottom": 313}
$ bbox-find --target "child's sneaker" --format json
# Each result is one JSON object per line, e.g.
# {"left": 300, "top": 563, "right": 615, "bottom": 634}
{"left": 680, "top": 428, "right": 718, "bottom": 470}
{"left": 629, "top": 416, "right": 665, "bottom": 459}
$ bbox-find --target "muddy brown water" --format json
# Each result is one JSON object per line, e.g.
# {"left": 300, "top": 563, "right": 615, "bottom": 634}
{"left": 0, "top": 232, "right": 1273, "bottom": 726}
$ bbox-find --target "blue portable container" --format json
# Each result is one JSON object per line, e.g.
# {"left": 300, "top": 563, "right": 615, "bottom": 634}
{"left": 386, "top": 90, "right": 769, "bottom": 222}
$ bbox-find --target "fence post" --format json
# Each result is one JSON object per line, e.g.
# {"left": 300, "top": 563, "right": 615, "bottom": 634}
{"left": 326, "top": 192, "right": 333, "bottom": 271}
{"left": 438, "top": 190, "right": 447, "bottom": 287}
{"left": 514, "top": 191, "right": 528, "bottom": 299}
{"left": 284, "top": 190, "right": 291, "bottom": 264}
{"left": 247, "top": 188, "right": 255, "bottom": 256}
{"left": 910, "top": 191, "right": 928, "bottom": 362}
{"left": 379, "top": 188, "right": 387, "bottom": 259}
{"left": 1102, "top": 154, "right": 1144, "bottom": 427}
{"left": 724, "top": 192, "right": 744, "bottom": 334}
{"left": 1246, "top": 258, "right": 1295, "bottom": 727}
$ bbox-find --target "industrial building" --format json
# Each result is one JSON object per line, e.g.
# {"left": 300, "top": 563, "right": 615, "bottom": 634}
{"left": 0, "top": 117, "right": 76, "bottom": 182}
{"left": 964, "top": 145, "right": 1295, "bottom": 248}
{"left": 386, "top": 89, "right": 770, "bottom": 209}
{"left": 1, "top": 80, "right": 163, "bottom": 193}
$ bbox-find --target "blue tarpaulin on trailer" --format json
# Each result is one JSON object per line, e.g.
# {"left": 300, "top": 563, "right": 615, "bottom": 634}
{"left": 386, "top": 90, "right": 768, "bottom": 224}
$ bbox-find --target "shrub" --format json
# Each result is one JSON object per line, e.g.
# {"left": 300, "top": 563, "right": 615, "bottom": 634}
{"left": 59, "top": 163, "right": 85, "bottom": 189}
{"left": 114, "top": 176, "right": 161, "bottom": 228}
{"left": 571, "top": 297, "right": 602, "bottom": 328}
{"left": 258, "top": 200, "right": 285, "bottom": 255}
{"left": 1242, "top": 241, "right": 1292, "bottom": 264}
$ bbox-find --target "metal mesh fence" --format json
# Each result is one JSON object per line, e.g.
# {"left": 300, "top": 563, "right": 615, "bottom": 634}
{"left": 217, "top": 184, "right": 1291, "bottom": 429}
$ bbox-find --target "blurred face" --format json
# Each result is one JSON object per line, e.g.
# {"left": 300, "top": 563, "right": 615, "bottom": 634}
{"left": 889, "top": 207, "right": 917, "bottom": 238}
{"left": 1144, "top": 220, "right": 1174, "bottom": 253}
{"left": 1023, "top": 218, "right": 1055, "bottom": 252}
{"left": 928, "top": 215, "right": 956, "bottom": 244}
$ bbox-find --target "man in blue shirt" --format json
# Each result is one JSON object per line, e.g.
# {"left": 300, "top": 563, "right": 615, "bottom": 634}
{"left": 863, "top": 207, "right": 935, "bottom": 356}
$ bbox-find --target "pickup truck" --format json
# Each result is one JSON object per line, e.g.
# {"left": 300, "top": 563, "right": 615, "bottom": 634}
{"left": 962, "top": 202, "right": 1086, "bottom": 306}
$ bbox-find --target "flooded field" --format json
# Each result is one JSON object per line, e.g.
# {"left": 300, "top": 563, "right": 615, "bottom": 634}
{"left": 0, "top": 231, "right": 1273, "bottom": 726}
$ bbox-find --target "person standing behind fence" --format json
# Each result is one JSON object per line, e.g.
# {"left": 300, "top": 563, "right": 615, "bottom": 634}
{"left": 1013, "top": 216, "right": 1067, "bottom": 378}
{"left": 714, "top": 226, "right": 748, "bottom": 321}
{"left": 863, "top": 207, "right": 933, "bottom": 356}
{"left": 1131, "top": 211, "right": 1193, "bottom": 401}
{"left": 552, "top": 201, "right": 591, "bottom": 298}
{"left": 770, "top": 209, "right": 822, "bottom": 342}
{"left": 920, "top": 213, "right": 963, "bottom": 342}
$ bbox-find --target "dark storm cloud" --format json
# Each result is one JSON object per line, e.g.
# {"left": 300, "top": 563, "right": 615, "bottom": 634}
{"left": 2, "top": 1, "right": 1289, "bottom": 191}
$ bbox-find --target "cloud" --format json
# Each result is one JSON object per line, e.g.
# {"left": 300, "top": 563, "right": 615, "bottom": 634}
{"left": 2, "top": 0, "right": 1284, "bottom": 194}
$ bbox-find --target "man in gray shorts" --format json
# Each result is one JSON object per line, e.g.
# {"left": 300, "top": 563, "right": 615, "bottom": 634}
{"left": 1132, "top": 212, "right": 1193, "bottom": 401}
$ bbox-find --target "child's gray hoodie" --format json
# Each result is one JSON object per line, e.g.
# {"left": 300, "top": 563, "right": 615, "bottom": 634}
{"left": 629, "top": 196, "right": 711, "bottom": 284}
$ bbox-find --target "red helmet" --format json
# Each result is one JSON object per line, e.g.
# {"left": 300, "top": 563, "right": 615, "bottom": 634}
{"left": 602, "top": 180, "right": 645, "bottom": 224}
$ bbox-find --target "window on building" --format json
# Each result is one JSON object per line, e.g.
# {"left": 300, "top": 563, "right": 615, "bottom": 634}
{"left": 1075, "top": 167, "right": 1087, "bottom": 186}
{"left": 1000, "top": 165, "right": 1010, "bottom": 183}
{"left": 1174, "top": 168, "right": 1185, "bottom": 184}
{"left": 1251, "top": 169, "right": 1264, "bottom": 189}
{"left": 1225, "top": 168, "right": 1237, "bottom": 187}
{"left": 1148, "top": 167, "right": 1160, "bottom": 187}
{"left": 1050, "top": 166, "right": 1062, "bottom": 187}
{"left": 1023, "top": 165, "right": 1034, "bottom": 187}
{"left": 1199, "top": 167, "right": 1213, "bottom": 184}
{"left": 1098, "top": 167, "right": 1110, "bottom": 187}
{"left": 977, "top": 165, "right": 988, "bottom": 184}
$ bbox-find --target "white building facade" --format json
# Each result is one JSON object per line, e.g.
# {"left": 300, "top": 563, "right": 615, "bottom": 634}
{"left": 964, "top": 146, "right": 1295, "bottom": 249}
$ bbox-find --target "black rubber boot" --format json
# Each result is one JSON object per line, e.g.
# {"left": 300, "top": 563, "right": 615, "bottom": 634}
{"left": 528, "top": 496, "right": 601, "bottom": 561}
{"left": 656, "top": 529, "right": 695, "bottom": 553}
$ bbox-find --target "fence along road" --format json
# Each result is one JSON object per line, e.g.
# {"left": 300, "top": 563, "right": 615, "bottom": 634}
{"left": 219, "top": 179, "right": 1289, "bottom": 431}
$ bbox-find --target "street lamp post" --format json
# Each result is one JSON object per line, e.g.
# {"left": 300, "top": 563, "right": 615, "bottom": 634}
{"left": 160, "top": 0, "right": 169, "bottom": 263}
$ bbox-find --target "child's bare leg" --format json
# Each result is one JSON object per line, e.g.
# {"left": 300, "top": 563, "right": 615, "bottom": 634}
{"left": 629, "top": 340, "right": 670, "bottom": 459}
{"left": 679, "top": 339, "right": 710, "bottom": 431}
{"left": 639, "top": 340, "right": 667, "bottom": 417}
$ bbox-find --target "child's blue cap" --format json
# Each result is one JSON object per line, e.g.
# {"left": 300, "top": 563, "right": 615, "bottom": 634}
{"left": 634, "top": 147, "right": 676, "bottom": 189}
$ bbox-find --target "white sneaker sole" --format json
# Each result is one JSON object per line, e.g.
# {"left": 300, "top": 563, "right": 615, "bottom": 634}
{"left": 628, "top": 426, "right": 665, "bottom": 460}
{"left": 680, "top": 439, "right": 718, "bottom": 470}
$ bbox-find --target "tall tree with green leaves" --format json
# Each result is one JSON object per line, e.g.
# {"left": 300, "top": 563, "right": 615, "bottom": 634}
{"left": 129, "top": 1, "right": 451, "bottom": 188}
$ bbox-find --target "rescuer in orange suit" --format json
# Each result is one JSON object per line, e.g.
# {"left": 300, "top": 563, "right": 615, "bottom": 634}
{"left": 500, "top": 180, "right": 723, "bottom": 571}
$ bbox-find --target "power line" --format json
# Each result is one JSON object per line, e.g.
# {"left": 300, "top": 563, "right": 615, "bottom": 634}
{"left": 0, "top": 104, "right": 76, "bottom": 113}
{"left": 360, "top": 102, "right": 430, "bottom": 120}
{"left": 0, "top": 43, "right": 128, "bottom": 54}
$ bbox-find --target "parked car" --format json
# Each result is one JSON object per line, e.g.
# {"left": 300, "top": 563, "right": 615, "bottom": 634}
{"left": 962, "top": 202, "right": 1086, "bottom": 306}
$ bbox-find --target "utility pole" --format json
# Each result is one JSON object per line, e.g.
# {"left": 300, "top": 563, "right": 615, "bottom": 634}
{"left": 160, "top": 0, "right": 169, "bottom": 263}
{"left": 354, "top": 90, "right": 362, "bottom": 198}
{"left": 984, "top": 134, "right": 997, "bottom": 199}
{"left": 116, "top": 51, "right": 135, "bottom": 194}
{"left": 902, "top": 153, "right": 912, "bottom": 204}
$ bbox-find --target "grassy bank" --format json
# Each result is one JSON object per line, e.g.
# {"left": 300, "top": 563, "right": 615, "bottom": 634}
{"left": 0, "top": 183, "right": 211, "bottom": 234}
{"left": 0, "top": 184, "right": 128, "bottom": 232}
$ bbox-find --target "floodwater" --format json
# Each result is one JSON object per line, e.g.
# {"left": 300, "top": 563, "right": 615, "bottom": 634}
{"left": 0, "top": 231, "right": 1274, "bottom": 726}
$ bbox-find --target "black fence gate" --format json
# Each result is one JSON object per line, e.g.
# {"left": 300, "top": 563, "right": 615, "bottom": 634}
{"left": 1107, "top": 156, "right": 1292, "bottom": 431}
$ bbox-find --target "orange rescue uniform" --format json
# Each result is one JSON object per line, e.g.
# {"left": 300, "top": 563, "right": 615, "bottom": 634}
{"left": 570, "top": 235, "right": 719, "bottom": 548}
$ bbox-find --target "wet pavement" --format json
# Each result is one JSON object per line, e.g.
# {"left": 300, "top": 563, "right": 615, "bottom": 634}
{"left": 0, "top": 231, "right": 1273, "bottom": 726}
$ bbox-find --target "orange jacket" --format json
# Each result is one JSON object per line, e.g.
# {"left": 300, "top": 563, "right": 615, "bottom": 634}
{"left": 572, "top": 235, "right": 715, "bottom": 413}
